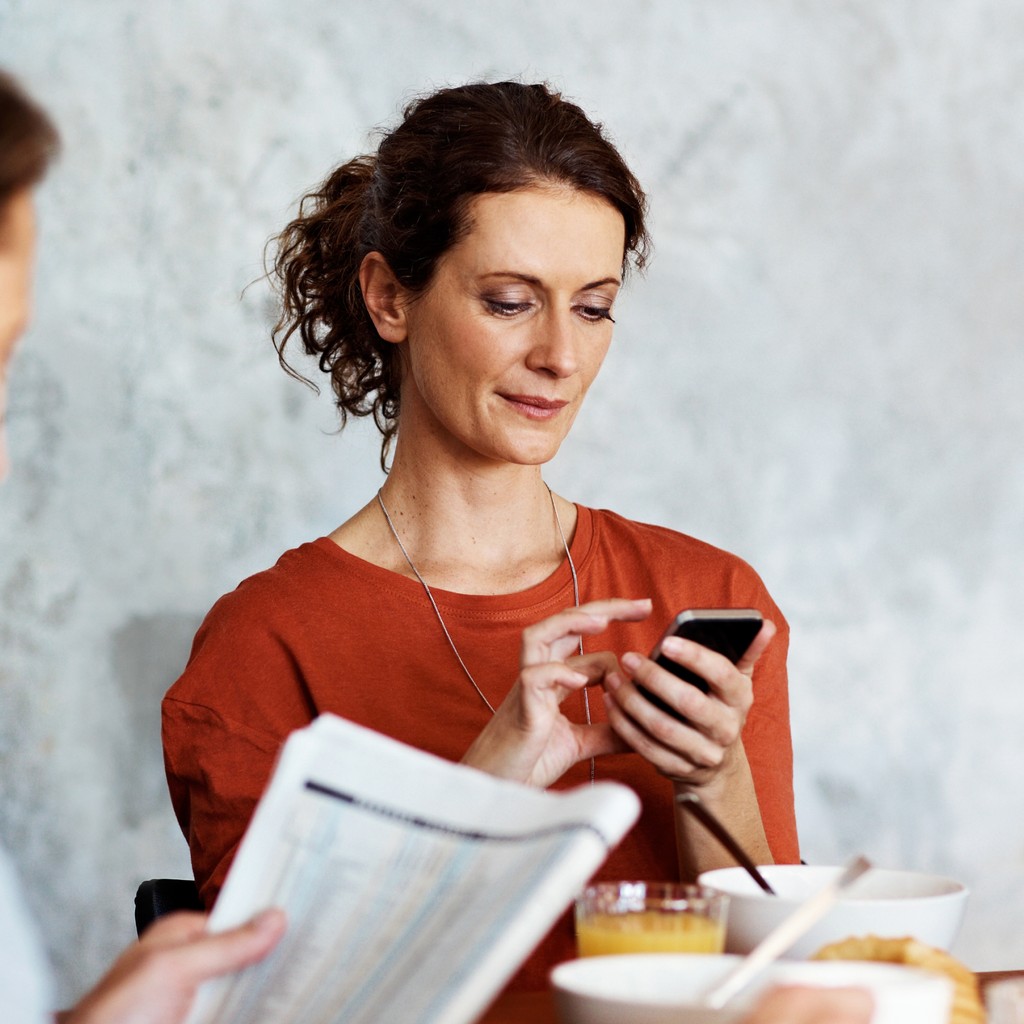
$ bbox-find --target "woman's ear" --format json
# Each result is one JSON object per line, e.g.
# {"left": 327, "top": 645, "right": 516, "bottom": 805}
{"left": 359, "top": 252, "right": 409, "bottom": 343}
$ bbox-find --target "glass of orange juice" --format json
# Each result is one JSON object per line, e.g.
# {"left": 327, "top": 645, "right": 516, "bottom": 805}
{"left": 575, "top": 882, "right": 728, "bottom": 957}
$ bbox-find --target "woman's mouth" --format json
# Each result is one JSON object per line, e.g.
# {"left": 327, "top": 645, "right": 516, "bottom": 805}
{"left": 500, "top": 393, "right": 569, "bottom": 420}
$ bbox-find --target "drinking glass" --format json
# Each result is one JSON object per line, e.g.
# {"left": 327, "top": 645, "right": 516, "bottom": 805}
{"left": 575, "top": 881, "right": 728, "bottom": 957}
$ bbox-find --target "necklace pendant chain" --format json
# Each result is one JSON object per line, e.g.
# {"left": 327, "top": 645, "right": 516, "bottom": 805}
{"left": 377, "top": 486, "right": 595, "bottom": 784}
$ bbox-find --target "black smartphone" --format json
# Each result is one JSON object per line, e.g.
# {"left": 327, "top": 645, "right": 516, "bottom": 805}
{"left": 635, "top": 608, "right": 764, "bottom": 721}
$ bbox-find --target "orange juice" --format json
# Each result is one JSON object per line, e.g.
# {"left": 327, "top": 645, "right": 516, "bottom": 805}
{"left": 576, "top": 908, "right": 726, "bottom": 956}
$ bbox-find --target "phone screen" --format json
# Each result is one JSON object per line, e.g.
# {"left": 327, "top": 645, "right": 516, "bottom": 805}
{"left": 636, "top": 608, "right": 763, "bottom": 720}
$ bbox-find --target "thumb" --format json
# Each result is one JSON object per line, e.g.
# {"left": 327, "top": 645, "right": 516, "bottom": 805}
{"left": 576, "top": 722, "right": 629, "bottom": 761}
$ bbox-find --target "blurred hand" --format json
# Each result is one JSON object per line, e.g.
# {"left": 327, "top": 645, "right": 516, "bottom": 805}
{"left": 741, "top": 985, "right": 873, "bottom": 1024}
{"left": 57, "top": 908, "right": 286, "bottom": 1024}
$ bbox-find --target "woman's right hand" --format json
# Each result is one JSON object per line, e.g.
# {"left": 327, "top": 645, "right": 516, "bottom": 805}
{"left": 460, "top": 597, "right": 652, "bottom": 786}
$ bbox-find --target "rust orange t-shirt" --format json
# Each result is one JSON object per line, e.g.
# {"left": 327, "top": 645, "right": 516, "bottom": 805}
{"left": 162, "top": 505, "right": 798, "bottom": 989}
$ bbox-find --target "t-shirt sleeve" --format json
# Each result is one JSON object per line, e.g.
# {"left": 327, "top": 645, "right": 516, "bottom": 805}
{"left": 161, "top": 587, "right": 316, "bottom": 907}
{"left": 744, "top": 593, "right": 800, "bottom": 864}
{"left": 161, "top": 699, "right": 282, "bottom": 907}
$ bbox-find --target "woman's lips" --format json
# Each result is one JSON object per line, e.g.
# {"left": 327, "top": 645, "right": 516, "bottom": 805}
{"left": 501, "top": 393, "right": 569, "bottom": 420}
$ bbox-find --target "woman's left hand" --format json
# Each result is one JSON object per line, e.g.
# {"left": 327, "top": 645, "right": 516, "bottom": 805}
{"left": 602, "top": 619, "right": 776, "bottom": 789}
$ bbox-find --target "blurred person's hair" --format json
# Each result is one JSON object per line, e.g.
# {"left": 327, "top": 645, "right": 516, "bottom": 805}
{"left": 0, "top": 69, "right": 60, "bottom": 205}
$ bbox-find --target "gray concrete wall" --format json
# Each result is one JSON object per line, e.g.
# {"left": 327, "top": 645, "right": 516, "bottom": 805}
{"left": 2, "top": 0, "right": 1022, "bottom": 1003}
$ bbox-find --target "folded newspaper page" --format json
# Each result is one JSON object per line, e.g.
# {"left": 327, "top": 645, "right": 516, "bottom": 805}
{"left": 185, "top": 713, "right": 640, "bottom": 1024}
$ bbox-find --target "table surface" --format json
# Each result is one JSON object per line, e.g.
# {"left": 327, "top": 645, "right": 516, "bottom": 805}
{"left": 478, "top": 991, "right": 558, "bottom": 1024}
{"left": 477, "top": 970, "right": 1024, "bottom": 1023}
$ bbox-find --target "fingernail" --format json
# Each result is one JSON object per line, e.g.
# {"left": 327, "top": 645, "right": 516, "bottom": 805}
{"left": 621, "top": 652, "right": 641, "bottom": 672}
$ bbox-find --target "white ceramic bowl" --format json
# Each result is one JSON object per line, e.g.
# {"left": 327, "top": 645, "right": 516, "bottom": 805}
{"left": 698, "top": 865, "right": 968, "bottom": 959}
{"left": 550, "top": 953, "right": 953, "bottom": 1024}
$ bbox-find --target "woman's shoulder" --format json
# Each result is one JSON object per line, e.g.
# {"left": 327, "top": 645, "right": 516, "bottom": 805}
{"left": 190, "top": 536, "right": 375, "bottom": 641}
{"left": 582, "top": 506, "right": 781, "bottom": 613}
{"left": 166, "top": 538, "right": 360, "bottom": 709}
{"left": 208, "top": 537, "right": 341, "bottom": 605}
{"left": 587, "top": 506, "right": 751, "bottom": 565}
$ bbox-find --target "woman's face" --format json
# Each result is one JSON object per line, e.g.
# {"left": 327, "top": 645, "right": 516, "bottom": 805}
{"left": 0, "top": 188, "right": 38, "bottom": 481}
{"left": 392, "top": 184, "right": 626, "bottom": 468}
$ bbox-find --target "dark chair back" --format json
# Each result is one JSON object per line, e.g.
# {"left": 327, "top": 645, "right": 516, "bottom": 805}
{"left": 134, "top": 878, "right": 204, "bottom": 936}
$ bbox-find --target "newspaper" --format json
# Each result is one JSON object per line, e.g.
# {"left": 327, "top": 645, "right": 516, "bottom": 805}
{"left": 185, "top": 713, "right": 640, "bottom": 1024}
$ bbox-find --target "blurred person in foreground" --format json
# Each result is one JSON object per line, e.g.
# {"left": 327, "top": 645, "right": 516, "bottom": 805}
{"left": 0, "top": 66, "right": 286, "bottom": 1024}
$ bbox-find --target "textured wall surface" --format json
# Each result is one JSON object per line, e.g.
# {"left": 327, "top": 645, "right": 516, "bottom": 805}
{"left": 2, "top": 0, "right": 1023, "bottom": 1003}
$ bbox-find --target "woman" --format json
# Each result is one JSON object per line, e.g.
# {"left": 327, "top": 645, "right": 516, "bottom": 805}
{"left": 163, "top": 80, "right": 799, "bottom": 988}
{"left": 0, "top": 67, "right": 286, "bottom": 1024}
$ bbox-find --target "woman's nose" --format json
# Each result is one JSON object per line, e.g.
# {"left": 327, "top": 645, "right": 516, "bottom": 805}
{"left": 526, "top": 312, "right": 579, "bottom": 378}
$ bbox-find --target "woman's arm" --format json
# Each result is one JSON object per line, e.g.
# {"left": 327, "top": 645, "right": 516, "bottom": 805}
{"left": 162, "top": 699, "right": 285, "bottom": 907}
{"left": 671, "top": 740, "right": 770, "bottom": 880}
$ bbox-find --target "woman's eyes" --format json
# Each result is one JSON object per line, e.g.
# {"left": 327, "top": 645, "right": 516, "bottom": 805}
{"left": 576, "top": 304, "right": 616, "bottom": 324}
{"left": 483, "top": 298, "right": 533, "bottom": 317}
{"left": 481, "top": 297, "right": 616, "bottom": 323}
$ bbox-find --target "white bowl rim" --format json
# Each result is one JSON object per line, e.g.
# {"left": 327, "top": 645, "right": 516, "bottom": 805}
{"left": 698, "top": 864, "right": 969, "bottom": 904}
{"left": 551, "top": 952, "right": 742, "bottom": 992}
{"left": 550, "top": 952, "right": 954, "bottom": 1003}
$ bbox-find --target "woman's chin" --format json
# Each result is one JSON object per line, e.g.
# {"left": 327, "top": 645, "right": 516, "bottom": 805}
{"left": 492, "top": 430, "right": 569, "bottom": 467}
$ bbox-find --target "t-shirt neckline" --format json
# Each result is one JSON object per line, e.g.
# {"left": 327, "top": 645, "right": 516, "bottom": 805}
{"left": 310, "top": 504, "right": 596, "bottom": 615}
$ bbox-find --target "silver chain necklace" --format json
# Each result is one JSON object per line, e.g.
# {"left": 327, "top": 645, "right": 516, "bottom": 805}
{"left": 376, "top": 485, "right": 594, "bottom": 782}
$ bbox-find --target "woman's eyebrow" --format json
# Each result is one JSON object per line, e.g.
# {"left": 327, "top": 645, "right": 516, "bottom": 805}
{"left": 479, "top": 271, "right": 622, "bottom": 288}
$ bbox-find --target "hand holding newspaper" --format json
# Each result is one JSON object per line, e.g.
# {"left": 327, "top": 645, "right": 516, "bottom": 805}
{"left": 185, "top": 714, "right": 640, "bottom": 1024}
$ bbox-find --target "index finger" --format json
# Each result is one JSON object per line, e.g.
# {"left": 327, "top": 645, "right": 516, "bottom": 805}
{"left": 138, "top": 910, "right": 211, "bottom": 946}
{"left": 165, "top": 908, "right": 287, "bottom": 984}
{"left": 576, "top": 597, "right": 653, "bottom": 623}
{"left": 521, "top": 598, "right": 652, "bottom": 662}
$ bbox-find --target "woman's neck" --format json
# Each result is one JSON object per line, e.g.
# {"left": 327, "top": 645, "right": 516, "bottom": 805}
{"left": 332, "top": 450, "right": 577, "bottom": 596}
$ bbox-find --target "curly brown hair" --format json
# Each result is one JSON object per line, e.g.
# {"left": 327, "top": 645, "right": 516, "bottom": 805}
{"left": 270, "top": 80, "right": 650, "bottom": 469}
{"left": 0, "top": 69, "right": 60, "bottom": 204}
